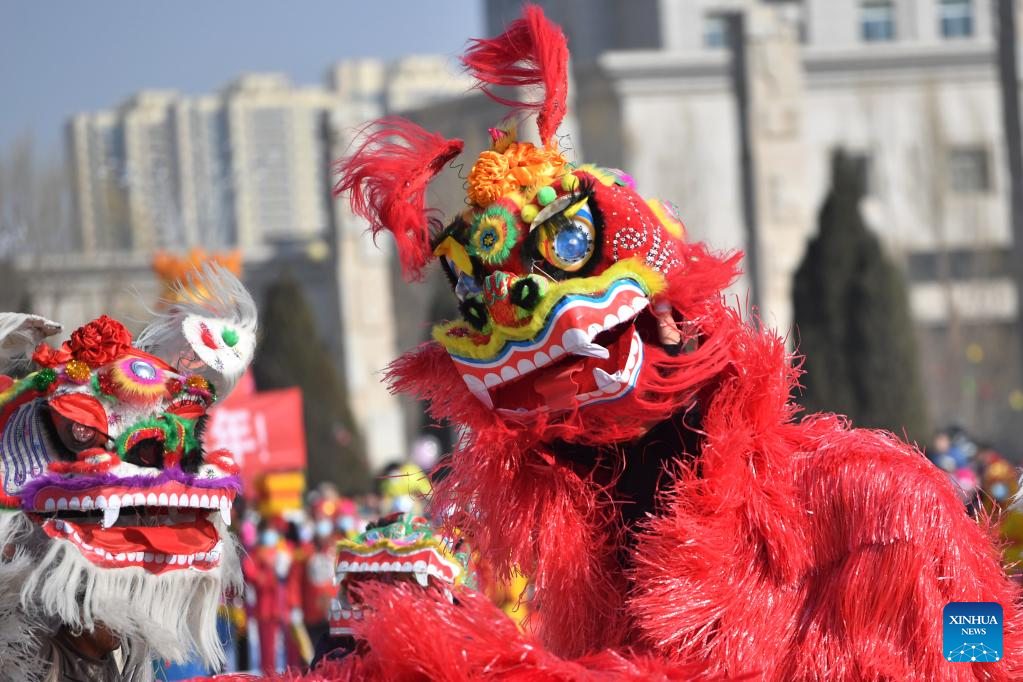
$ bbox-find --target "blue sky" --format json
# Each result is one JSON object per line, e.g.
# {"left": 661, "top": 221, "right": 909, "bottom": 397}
{"left": 0, "top": 1, "right": 483, "bottom": 157}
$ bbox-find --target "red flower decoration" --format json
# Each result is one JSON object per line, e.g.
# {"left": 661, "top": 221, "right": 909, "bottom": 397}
{"left": 32, "top": 342, "right": 72, "bottom": 368}
{"left": 68, "top": 315, "right": 134, "bottom": 368}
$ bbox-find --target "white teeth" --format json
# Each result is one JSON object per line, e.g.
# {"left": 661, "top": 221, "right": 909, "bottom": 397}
{"left": 211, "top": 495, "right": 220, "bottom": 508}
{"left": 561, "top": 328, "right": 609, "bottom": 359}
{"left": 189, "top": 494, "right": 200, "bottom": 507}
{"left": 144, "top": 552, "right": 154, "bottom": 562}
{"left": 169, "top": 494, "right": 179, "bottom": 507}
{"left": 147, "top": 493, "right": 158, "bottom": 506}
{"left": 44, "top": 498, "right": 56, "bottom": 512}
{"left": 462, "top": 375, "right": 494, "bottom": 409}
{"left": 617, "top": 305, "right": 634, "bottom": 321}
{"left": 483, "top": 373, "right": 501, "bottom": 388}
{"left": 549, "top": 344, "right": 565, "bottom": 359}
{"left": 195, "top": 552, "right": 206, "bottom": 562}
{"left": 56, "top": 498, "right": 68, "bottom": 511}
{"left": 155, "top": 554, "right": 166, "bottom": 564}
{"left": 499, "top": 366, "right": 517, "bottom": 382}
{"left": 533, "top": 351, "right": 551, "bottom": 367}
{"left": 200, "top": 495, "right": 210, "bottom": 508}
{"left": 573, "top": 342, "right": 610, "bottom": 359}
{"left": 603, "top": 314, "right": 620, "bottom": 329}
{"left": 96, "top": 496, "right": 107, "bottom": 510}
{"left": 114, "top": 552, "right": 126, "bottom": 562}
{"left": 81, "top": 496, "right": 94, "bottom": 510}
{"left": 158, "top": 493, "right": 168, "bottom": 506}
{"left": 102, "top": 506, "right": 120, "bottom": 529}
{"left": 631, "top": 297, "right": 648, "bottom": 313}
{"left": 593, "top": 368, "right": 623, "bottom": 392}
{"left": 132, "top": 493, "right": 145, "bottom": 506}
{"left": 561, "top": 328, "right": 588, "bottom": 350}
{"left": 415, "top": 572, "right": 429, "bottom": 587}
{"left": 517, "top": 358, "right": 536, "bottom": 375}
{"left": 120, "top": 494, "right": 133, "bottom": 508}
{"left": 587, "top": 323, "right": 603, "bottom": 337}
{"left": 69, "top": 497, "right": 80, "bottom": 511}
{"left": 219, "top": 499, "right": 232, "bottom": 526}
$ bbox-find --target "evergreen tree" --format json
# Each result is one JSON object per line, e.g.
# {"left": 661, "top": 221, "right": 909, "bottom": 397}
{"left": 252, "top": 271, "right": 371, "bottom": 494}
{"left": 793, "top": 150, "right": 929, "bottom": 442}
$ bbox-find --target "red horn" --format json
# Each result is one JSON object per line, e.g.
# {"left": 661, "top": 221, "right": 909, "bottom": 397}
{"left": 462, "top": 4, "right": 569, "bottom": 146}
{"left": 334, "top": 117, "right": 464, "bottom": 279}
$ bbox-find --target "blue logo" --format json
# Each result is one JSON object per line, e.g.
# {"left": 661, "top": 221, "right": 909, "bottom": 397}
{"left": 943, "top": 602, "right": 1003, "bottom": 662}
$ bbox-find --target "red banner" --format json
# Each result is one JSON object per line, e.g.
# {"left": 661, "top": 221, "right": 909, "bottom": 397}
{"left": 205, "top": 387, "right": 306, "bottom": 494}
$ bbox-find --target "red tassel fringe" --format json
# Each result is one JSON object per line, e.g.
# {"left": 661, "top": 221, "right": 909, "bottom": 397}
{"left": 333, "top": 117, "right": 463, "bottom": 279}
{"left": 462, "top": 4, "right": 569, "bottom": 145}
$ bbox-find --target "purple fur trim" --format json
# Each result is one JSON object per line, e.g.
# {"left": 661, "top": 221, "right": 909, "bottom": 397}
{"left": 20, "top": 466, "right": 241, "bottom": 510}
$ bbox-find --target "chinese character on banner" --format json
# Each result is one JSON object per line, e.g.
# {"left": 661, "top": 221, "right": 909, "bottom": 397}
{"left": 205, "top": 386, "right": 306, "bottom": 495}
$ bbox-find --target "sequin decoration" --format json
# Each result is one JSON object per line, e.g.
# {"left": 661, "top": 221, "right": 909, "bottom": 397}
{"left": 64, "top": 359, "right": 92, "bottom": 385}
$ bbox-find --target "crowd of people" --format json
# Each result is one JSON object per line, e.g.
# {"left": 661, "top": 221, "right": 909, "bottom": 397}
{"left": 155, "top": 438, "right": 449, "bottom": 679}
{"left": 927, "top": 427, "right": 1023, "bottom": 576}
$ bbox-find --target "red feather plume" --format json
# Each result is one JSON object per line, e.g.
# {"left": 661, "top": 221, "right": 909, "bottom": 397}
{"left": 463, "top": 4, "right": 569, "bottom": 145}
{"left": 333, "top": 117, "right": 464, "bottom": 279}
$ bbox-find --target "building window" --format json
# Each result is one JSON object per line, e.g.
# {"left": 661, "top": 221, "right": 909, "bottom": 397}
{"left": 704, "top": 13, "right": 729, "bottom": 49}
{"left": 947, "top": 147, "right": 990, "bottom": 193}
{"left": 940, "top": 0, "right": 973, "bottom": 39}
{"left": 861, "top": 1, "right": 895, "bottom": 42}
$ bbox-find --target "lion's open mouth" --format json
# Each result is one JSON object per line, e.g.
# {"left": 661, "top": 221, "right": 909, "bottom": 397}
{"left": 450, "top": 277, "right": 651, "bottom": 415}
{"left": 39, "top": 513, "right": 223, "bottom": 574}
{"left": 27, "top": 477, "right": 235, "bottom": 573}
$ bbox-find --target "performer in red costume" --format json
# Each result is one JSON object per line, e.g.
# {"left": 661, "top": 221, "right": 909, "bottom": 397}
{"left": 326, "top": 6, "right": 1022, "bottom": 680}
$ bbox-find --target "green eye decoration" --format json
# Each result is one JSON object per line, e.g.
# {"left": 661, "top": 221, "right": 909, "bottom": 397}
{"left": 221, "top": 327, "right": 239, "bottom": 348}
{"left": 510, "top": 276, "right": 545, "bottom": 311}
{"left": 469, "top": 205, "right": 519, "bottom": 264}
{"left": 459, "top": 296, "right": 489, "bottom": 332}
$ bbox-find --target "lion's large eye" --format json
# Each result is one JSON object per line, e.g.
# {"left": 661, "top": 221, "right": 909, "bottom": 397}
{"left": 538, "top": 200, "right": 596, "bottom": 272}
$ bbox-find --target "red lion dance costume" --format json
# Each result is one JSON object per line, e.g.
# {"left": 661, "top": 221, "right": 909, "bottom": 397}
{"left": 326, "top": 7, "right": 1022, "bottom": 680}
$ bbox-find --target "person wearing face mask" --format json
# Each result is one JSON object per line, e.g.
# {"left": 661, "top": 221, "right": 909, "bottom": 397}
{"left": 302, "top": 521, "right": 340, "bottom": 648}
{"left": 241, "top": 521, "right": 287, "bottom": 675}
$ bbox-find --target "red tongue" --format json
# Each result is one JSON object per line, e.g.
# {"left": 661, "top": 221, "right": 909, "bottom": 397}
{"left": 535, "top": 364, "right": 585, "bottom": 411}
{"left": 76, "top": 519, "right": 218, "bottom": 554}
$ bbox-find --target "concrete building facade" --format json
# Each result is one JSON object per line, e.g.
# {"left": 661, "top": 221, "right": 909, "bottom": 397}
{"left": 476, "top": 0, "right": 1023, "bottom": 450}
{"left": 56, "top": 57, "right": 470, "bottom": 471}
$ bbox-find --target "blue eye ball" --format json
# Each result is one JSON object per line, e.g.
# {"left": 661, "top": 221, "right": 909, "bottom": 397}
{"left": 131, "top": 359, "right": 157, "bottom": 380}
{"left": 554, "top": 225, "right": 591, "bottom": 262}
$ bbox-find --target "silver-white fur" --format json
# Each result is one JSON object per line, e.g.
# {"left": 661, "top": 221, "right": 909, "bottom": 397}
{"left": 0, "top": 512, "right": 240, "bottom": 680}
{"left": 0, "top": 313, "right": 61, "bottom": 373}
{"left": 136, "top": 263, "right": 257, "bottom": 398}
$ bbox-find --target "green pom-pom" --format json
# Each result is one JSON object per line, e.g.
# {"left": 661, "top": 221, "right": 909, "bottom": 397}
{"left": 32, "top": 368, "right": 57, "bottom": 391}
{"left": 537, "top": 185, "right": 557, "bottom": 206}
{"left": 221, "top": 327, "right": 239, "bottom": 347}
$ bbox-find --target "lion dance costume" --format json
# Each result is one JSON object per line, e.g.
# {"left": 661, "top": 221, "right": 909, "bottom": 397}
{"left": 0, "top": 266, "right": 255, "bottom": 681}
{"left": 324, "top": 7, "right": 1023, "bottom": 680}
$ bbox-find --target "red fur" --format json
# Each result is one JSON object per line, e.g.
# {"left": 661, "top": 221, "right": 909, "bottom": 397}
{"left": 462, "top": 4, "right": 568, "bottom": 145}
{"left": 333, "top": 117, "right": 463, "bottom": 279}
{"left": 302, "top": 583, "right": 736, "bottom": 681}
{"left": 378, "top": 243, "right": 1023, "bottom": 678}
{"left": 326, "top": 8, "right": 1023, "bottom": 677}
